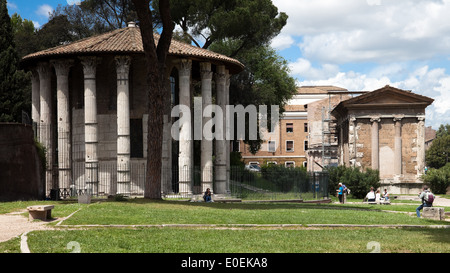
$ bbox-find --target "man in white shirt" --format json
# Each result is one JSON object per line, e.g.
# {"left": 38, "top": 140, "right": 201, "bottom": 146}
{"left": 365, "top": 187, "right": 376, "bottom": 202}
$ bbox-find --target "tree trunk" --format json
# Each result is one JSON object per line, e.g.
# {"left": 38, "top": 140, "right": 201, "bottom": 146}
{"left": 132, "top": 0, "right": 174, "bottom": 199}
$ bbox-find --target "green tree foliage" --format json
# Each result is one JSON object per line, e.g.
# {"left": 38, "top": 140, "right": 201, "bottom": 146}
{"left": 211, "top": 42, "right": 297, "bottom": 154}
{"left": 0, "top": 0, "right": 31, "bottom": 122}
{"left": 426, "top": 124, "right": 450, "bottom": 169}
{"left": 155, "top": 0, "right": 288, "bottom": 56}
{"left": 436, "top": 124, "right": 450, "bottom": 138}
{"left": 52, "top": 0, "right": 138, "bottom": 39}
{"left": 422, "top": 163, "right": 450, "bottom": 194}
{"left": 326, "top": 166, "right": 380, "bottom": 199}
{"left": 260, "top": 164, "right": 308, "bottom": 192}
{"left": 10, "top": 13, "right": 36, "bottom": 58}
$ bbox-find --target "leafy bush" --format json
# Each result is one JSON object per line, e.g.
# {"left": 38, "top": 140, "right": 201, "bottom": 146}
{"left": 326, "top": 166, "right": 380, "bottom": 199}
{"left": 260, "top": 164, "right": 308, "bottom": 192}
{"left": 421, "top": 163, "right": 450, "bottom": 194}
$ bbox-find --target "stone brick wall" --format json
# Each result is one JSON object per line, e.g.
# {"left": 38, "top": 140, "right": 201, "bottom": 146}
{"left": 0, "top": 124, "right": 45, "bottom": 201}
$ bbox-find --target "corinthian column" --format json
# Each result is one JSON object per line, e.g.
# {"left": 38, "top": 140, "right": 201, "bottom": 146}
{"left": 370, "top": 117, "right": 381, "bottom": 170}
{"left": 215, "top": 65, "right": 229, "bottom": 194}
{"left": 115, "top": 56, "right": 131, "bottom": 195}
{"left": 37, "top": 62, "right": 53, "bottom": 194}
{"left": 200, "top": 62, "right": 213, "bottom": 192}
{"left": 31, "top": 69, "right": 40, "bottom": 136}
{"left": 393, "top": 116, "right": 403, "bottom": 176}
{"left": 80, "top": 57, "right": 101, "bottom": 195}
{"left": 178, "top": 59, "right": 193, "bottom": 195}
{"left": 51, "top": 59, "right": 74, "bottom": 190}
{"left": 417, "top": 116, "right": 426, "bottom": 177}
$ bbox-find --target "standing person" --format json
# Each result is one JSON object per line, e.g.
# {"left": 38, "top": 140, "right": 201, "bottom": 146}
{"left": 336, "top": 183, "right": 344, "bottom": 204}
{"left": 342, "top": 184, "right": 349, "bottom": 203}
{"left": 416, "top": 186, "right": 434, "bottom": 218}
{"left": 364, "top": 187, "right": 376, "bottom": 203}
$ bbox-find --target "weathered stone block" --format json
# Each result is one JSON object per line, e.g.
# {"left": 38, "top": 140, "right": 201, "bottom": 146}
{"left": 78, "top": 194, "right": 91, "bottom": 204}
{"left": 422, "top": 207, "right": 445, "bottom": 221}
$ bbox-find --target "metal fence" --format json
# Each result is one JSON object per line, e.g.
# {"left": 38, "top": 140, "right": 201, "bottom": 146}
{"left": 229, "top": 167, "right": 329, "bottom": 201}
{"left": 34, "top": 124, "right": 329, "bottom": 200}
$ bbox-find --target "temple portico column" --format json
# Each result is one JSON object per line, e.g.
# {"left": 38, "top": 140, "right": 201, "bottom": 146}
{"left": 370, "top": 117, "right": 381, "bottom": 170}
{"left": 37, "top": 62, "right": 53, "bottom": 193}
{"left": 225, "top": 70, "right": 231, "bottom": 194}
{"left": 178, "top": 59, "right": 193, "bottom": 195}
{"left": 393, "top": 116, "right": 403, "bottom": 176}
{"left": 80, "top": 57, "right": 101, "bottom": 195}
{"left": 115, "top": 56, "right": 132, "bottom": 195}
{"left": 31, "top": 69, "right": 40, "bottom": 137}
{"left": 51, "top": 59, "right": 74, "bottom": 190}
{"left": 200, "top": 62, "right": 213, "bottom": 192}
{"left": 215, "top": 65, "right": 229, "bottom": 194}
{"left": 417, "top": 116, "right": 426, "bottom": 177}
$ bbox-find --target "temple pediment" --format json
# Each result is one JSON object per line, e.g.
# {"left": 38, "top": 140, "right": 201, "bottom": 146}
{"left": 332, "top": 85, "right": 434, "bottom": 115}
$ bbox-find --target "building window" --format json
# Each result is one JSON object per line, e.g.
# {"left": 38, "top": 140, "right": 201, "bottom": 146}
{"left": 285, "top": 161, "right": 295, "bottom": 168}
{"left": 268, "top": 141, "right": 276, "bottom": 152}
{"left": 303, "top": 161, "right": 307, "bottom": 168}
{"left": 267, "top": 161, "right": 277, "bottom": 166}
{"left": 304, "top": 140, "right": 308, "bottom": 151}
{"left": 286, "top": 123, "right": 293, "bottom": 133}
{"left": 232, "top": 140, "right": 240, "bottom": 152}
{"left": 304, "top": 122, "right": 308, "bottom": 132}
{"left": 286, "top": 140, "right": 294, "bottom": 152}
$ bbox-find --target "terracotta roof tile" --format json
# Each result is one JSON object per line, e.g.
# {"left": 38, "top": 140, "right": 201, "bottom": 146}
{"left": 22, "top": 25, "right": 244, "bottom": 73}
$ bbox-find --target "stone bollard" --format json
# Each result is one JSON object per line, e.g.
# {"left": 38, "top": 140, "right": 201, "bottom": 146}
{"left": 78, "top": 194, "right": 91, "bottom": 204}
{"left": 422, "top": 207, "right": 445, "bottom": 221}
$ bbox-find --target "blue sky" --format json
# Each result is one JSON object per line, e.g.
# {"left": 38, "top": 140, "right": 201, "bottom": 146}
{"left": 7, "top": 0, "right": 450, "bottom": 129}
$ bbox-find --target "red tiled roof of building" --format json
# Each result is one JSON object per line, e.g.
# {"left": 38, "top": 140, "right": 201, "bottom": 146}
{"left": 22, "top": 24, "right": 244, "bottom": 73}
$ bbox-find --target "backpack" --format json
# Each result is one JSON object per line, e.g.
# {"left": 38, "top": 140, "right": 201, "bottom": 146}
{"left": 424, "top": 192, "right": 434, "bottom": 204}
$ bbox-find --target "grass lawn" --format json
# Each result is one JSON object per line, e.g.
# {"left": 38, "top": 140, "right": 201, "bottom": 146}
{"left": 59, "top": 199, "right": 446, "bottom": 226}
{"left": 25, "top": 227, "right": 450, "bottom": 253}
{"left": 1, "top": 199, "right": 449, "bottom": 253}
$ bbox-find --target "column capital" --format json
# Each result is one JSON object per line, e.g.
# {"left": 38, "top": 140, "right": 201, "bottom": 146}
{"left": 200, "top": 62, "right": 213, "bottom": 80}
{"left": 215, "top": 65, "right": 229, "bottom": 83}
{"left": 115, "top": 56, "right": 131, "bottom": 74}
{"left": 393, "top": 115, "right": 404, "bottom": 122}
{"left": 417, "top": 116, "right": 425, "bottom": 122}
{"left": 370, "top": 116, "right": 381, "bottom": 123}
{"left": 36, "top": 62, "right": 52, "bottom": 79}
{"left": 51, "top": 59, "right": 74, "bottom": 77}
{"left": 179, "top": 59, "right": 192, "bottom": 77}
{"left": 115, "top": 56, "right": 131, "bottom": 85}
{"left": 30, "top": 68, "right": 39, "bottom": 82}
{"left": 80, "top": 56, "right": 101, "bottom": 78}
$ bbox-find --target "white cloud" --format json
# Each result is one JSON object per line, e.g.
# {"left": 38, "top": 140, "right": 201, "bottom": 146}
{"left": 296, "top": 64, "right": 450, "bottom": 129}
{"left": 66, "top": 0, "right": 81, "bottom": 5}
{"left": 271, "top": 34, "right": 295, "bottom": 51}
{"left": 7, "top": 2, "right": 18, "bottom": 10}
{"left": 36, "top": 4, "right": 53, "bottom": 18}
{"left": 32, "top": 21, "right": 41, "bottom": 29}
{"left": 289, "top": 58, "right": 339, "bottom": 81}
{"left": 272, "top": 0, "right": 450, "bottom": 64}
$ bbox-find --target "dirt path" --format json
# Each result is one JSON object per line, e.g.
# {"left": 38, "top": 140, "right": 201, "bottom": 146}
{"left": 0, "top": 211, "right": 53, "bottom": 243}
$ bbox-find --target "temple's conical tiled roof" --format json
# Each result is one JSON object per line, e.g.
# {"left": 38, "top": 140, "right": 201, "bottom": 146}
{"left": 22, "top": 23, "right": 244, "bottom": 73}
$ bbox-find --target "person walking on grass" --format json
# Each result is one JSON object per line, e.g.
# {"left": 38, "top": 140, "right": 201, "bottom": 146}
{"left": 337, "top": 183, "right": 344, "bottom": 204}
{"left": 416, "top": 186, "right": 435, "bottom": 218}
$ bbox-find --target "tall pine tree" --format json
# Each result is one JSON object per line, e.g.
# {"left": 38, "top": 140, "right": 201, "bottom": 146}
{"left": 0, "top": 0, "right": 30, "bottom": 123}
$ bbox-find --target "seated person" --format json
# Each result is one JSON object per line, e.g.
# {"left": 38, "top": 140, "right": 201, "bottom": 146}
{"left": 364, "top": 187, "right": 376, "bottom": 202}
{"left": 203, "top": 188, "right": 212, "bottom": 203}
